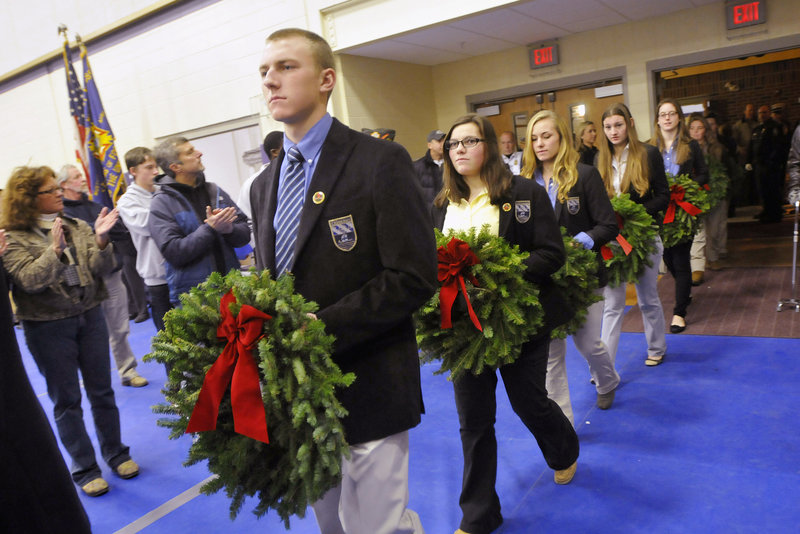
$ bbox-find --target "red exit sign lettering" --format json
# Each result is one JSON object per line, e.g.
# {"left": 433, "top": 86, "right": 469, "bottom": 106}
{"left": 528, "top": 42, "right": 559, "bottom": 69}
{"left": 726, "top": 0, "right": 767, "bottom": 30}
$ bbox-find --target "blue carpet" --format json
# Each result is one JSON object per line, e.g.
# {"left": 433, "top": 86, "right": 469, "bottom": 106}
{"left": 15, "top": 318, "right": 800, "bottom": 533}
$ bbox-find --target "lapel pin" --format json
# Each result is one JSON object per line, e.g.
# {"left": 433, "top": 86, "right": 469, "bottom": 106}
{"left": 502, "top": 202, "right": 511, "bottom": 212}
{"left": 313, "top": 191, "right": 325, "bottom": 204}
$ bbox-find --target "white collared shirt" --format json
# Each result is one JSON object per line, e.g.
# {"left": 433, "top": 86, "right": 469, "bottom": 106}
{"left": 611, "top": 144, "right": 629, "bottom": 196}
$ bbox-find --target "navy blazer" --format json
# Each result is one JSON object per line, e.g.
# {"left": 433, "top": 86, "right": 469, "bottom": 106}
{"left": 676, "top": 139, "right": 710, "bottom": 186}
{"left": 627, "top": 144, "right": 670, "bottom": 218}
{"left": 250, "top": 118, "right": 438, "bottom": 445}
{"left": 431, "top": 175, "right": 570, "bottom": 332}
{"left": 553, "top": 163, "right": 618, "bottom": 287}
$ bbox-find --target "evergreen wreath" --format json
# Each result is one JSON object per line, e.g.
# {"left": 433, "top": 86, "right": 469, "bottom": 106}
{"left": 602, "top": 194, "right": 658, "bottom": 288}
{"left": 659, "top": 173, "right": 711, "bottom": 248}
{"left": 551, "top": 227, "right": 602, "bottom": 340}
{"left": 144, "top": 269, "right": 354, "bottom": 528}
{"left": 415, "top": 225, "right": 544, "bottom": 380}
{"left": 705, "top": 155, "right": 728, "bottom": 210}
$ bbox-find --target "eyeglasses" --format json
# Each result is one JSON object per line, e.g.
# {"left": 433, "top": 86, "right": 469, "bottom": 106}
{"left": 658, "top": 111, "right": 678, "bottom": 119}
{"left": 445, "top": 137, "right": 484, "bottom": 150}
{"left": 37, "top": 186, "right": 63, "bottom": 195}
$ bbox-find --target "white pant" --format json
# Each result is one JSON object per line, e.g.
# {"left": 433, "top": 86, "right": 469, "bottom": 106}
{"left": 601, "top": 235, "right": 667, "bottom": 361}
{"left": 705, "top": 200, "right": 728, "bottom": 262}
{"left": 311, "top": 431, "right": 424, "bottom": 534}
{"left": 690, "top": 220, "right": 706, "bottom": 273}
{"left": 547, "top": 294, "right": 621, "bottom": 424}
{"left": 101, "top": 270, "right": 138, "bottom": 380}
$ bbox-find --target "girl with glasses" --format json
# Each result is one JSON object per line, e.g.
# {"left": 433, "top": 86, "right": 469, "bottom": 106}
{"left": 651, "top": 98, "right": 709, "bottom": 333}
{"left": 521, "top": 110, "right": 620, "bottom": 423}
{"left": 432, "top": 113, "right": 579, "bottom": 534}
{"left": 597, "top": 103, "right": 670, "bottom": 366}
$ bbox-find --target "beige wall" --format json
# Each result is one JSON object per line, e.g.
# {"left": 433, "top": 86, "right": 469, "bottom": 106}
{"left": 431, "top": 0, "right": 800, "bottom": 141}
{"left": 3, "top": 0, "right": 800, "bottom": 187}
{"left": 338, "top": 54, "right": 437, "bottom": 160}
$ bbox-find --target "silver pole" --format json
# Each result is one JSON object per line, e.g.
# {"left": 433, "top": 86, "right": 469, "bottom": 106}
{"left": 777, "top": 200, "right": 800, "bottom": 312}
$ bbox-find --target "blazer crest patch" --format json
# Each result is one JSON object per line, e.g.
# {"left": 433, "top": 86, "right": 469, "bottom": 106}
{"left": 328, "top": 215, "right": 357, "bottom": 251}
{"left": 515, "top": 200, "right": 531, "bottom": 223}
{"left": 567, "top": 196, "right": 581, "bottom": 215}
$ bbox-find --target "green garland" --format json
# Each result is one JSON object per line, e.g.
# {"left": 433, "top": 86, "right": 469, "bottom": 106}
{"left": 603, "top": 194, "right": 658, "bottom": 288}
{"left": 551, "top": 227, "right": 602, "bottom": 339}
{"left": 705, "top": 155, "right": 728, "bottom": 210}
{"left": 658, "top": 173, "right": 711, "bottom": 248}
{"left": 144, "top": 269, "right": 354, "bottom": 528}
{"left": 415, "top": 225, "right": 544, "bottom": 380}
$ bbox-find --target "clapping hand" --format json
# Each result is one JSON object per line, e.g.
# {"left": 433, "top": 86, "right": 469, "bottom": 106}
{"left": 205, "top": 206, "right": 237, "bottom": 234}
{"left": 94, "top": 207, "right": 119, "bottom": 248}
{"left": 51, "top": 218, "right": 68, "bottom": 256}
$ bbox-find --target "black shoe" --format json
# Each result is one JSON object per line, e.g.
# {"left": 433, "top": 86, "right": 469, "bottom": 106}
{"left": 670, "top": 324, "right": 686, "bottom": 333}
{"left": 133, "top": 311, "right": 151, "bottom": 323}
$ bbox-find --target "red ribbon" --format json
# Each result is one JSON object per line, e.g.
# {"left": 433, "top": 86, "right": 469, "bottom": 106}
{"left": 186, "top": 291, "right": 272, "bottom": 443}
{"left": 601, "top": 212, "right": 634, "bottom": 261}
{"left": 663, "top": 185, "right": 702, "bottom": 224}
{"left": 438, "top": 237, "right": 482, "bottom": 332}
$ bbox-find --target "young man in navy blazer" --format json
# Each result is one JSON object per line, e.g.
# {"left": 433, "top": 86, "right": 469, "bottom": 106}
{"left": 251, "top": 28, "right": 437, "bottom": 534}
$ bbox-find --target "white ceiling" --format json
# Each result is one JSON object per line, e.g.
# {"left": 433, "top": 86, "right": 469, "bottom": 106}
{"left": 341, "top": 0, "right": 721, "bottom": 65}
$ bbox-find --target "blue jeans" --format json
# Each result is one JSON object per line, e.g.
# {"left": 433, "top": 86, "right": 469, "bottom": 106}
{"left": 23, "top": 305, "right": 130, "bottom": 485}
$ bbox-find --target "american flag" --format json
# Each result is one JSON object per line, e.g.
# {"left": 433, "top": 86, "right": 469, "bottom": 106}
{"left": 62, "top": 39, "right": 92, "bottom": 191}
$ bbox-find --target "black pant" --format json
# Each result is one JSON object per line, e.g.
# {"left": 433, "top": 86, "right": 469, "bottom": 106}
{"left": 145, "top": 283, "right": 173, "bottom": 332}
{"left": 663, "top": 240, "right": 692, "bottom": 318}
{"left": 453, "top": 335, "right": 579, "bottom": 534}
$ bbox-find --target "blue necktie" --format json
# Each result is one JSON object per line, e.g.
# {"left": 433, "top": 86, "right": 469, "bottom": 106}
{"left": 274, "top": 146, "right": 305, "bottom": 275}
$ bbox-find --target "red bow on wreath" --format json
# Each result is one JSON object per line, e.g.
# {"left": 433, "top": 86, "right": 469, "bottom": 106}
{"left": 186, "top": 291, "right": 272, "bottom": 443}
{"left": 663, "top": 185, "right": 702, "bottom": 224}
{"left": 601, "top": 212, "right": 634, "bottom": 261}
{"left": 438, "top": 237, "right": 482, "bottom": 332}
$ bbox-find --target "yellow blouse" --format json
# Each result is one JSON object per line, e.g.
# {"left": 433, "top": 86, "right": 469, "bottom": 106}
{"left": 442, "top": 189, "right": 500, "bottom": 236}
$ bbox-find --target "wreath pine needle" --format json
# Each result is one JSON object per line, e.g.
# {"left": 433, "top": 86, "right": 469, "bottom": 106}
{"left": 144, "top": 269, "right": 354, "bottom": 528}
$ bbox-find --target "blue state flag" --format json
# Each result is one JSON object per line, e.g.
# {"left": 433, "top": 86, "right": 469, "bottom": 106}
{"left": 80, "top": 41, "right": 125, "bottom": 208}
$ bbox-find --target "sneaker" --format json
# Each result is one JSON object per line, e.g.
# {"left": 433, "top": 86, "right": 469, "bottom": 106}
{"left": 554, "top": 461, "right": 577, "bottom": 484}
{"left": 81, "top": 477, "right": 109, "bottom": 497}
{"left": 122, "top": 374, "right": 148, "bottom": 387}
{"left": 114, "top": 459, "right": 140, "bottom": 479}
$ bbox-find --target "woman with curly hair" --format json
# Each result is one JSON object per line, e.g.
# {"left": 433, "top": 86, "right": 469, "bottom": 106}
{"left": 521, "top": 109, "right": 620, "bottom": 423}
{"left": 1, "top": 166, "right": 138, "bottom": 497}
{"left": 432, "top": 113, "right": 578, "bottom": 534}
{"left": 597, "top": 102, "right": 669, "bottom": 366}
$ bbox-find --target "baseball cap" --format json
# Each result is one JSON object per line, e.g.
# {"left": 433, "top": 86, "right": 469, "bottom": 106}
{"left": 427, "top": 129, "right": 446, "bottom": 142}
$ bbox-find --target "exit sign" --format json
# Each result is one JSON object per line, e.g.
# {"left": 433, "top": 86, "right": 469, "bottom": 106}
{"left": 528, "top": 42, "right": 559, "bottom": 69}
{"left": 726, "top": 0, "right": 766, "bottom": 30}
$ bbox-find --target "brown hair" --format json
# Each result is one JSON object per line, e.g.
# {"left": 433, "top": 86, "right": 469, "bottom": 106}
{"left": 687, "top": 113, "right": 724, "bottom": 162}
{"left": 125, "top": 146, "right": 154, "bottom": 171}
{"left": 434, "top": 114, "right": 512, "bottom": 208}
{"left": 1, "top": 166, "right": 56, "bottom": 230}
{"left": 651, "top": 97, "right": 691, "bottom": 166}
{"left": 597, "top": 102, "right": 651, "bottom": 198}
